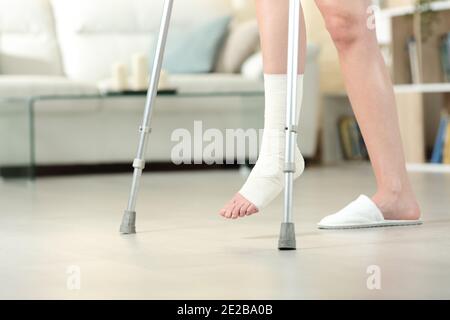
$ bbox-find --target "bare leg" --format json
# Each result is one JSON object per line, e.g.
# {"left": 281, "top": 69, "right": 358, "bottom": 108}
{"left": 257, "top": 0, "right": 306, "bottom": 74}
{"left": 315, "top": 0, "right": 420, "bottom": 220}
{"left": 219, "top": 0, "right": 306, "bottom": 219}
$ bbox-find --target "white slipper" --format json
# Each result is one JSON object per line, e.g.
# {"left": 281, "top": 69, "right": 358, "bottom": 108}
{"left": 318, "top": 195, "right": 423, "bottom": 230}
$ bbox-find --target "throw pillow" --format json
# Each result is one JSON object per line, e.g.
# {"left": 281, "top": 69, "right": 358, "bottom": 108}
{"left": 153, "top": 15, "right": 232, "bottom": 74}
{"left": 215, "top": 19, "right": 260, "bottom": 74}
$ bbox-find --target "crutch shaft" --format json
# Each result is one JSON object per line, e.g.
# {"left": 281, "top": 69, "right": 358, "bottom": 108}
{"left": 121, "top": 0, "right": 174, "bottom": 234}
{"left": 126, "top": 0, "right": 174, "bottom": 213}
{"left": 283, "top": 0, "right": 301, "bottom": 223}
{"left": 279, "top": 0, "right": 301, "bottom": 250}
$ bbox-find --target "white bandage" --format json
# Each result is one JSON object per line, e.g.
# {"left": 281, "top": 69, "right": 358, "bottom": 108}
{"left": 239, "top": 74, "right": 305, "bottom": 209}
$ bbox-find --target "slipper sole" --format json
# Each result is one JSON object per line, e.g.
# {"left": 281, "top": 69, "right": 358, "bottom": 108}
{"left": 318, "top": 220, "right": 423, "bottom": 230}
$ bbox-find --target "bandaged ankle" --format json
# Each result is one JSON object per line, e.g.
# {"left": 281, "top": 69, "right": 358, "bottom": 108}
{"left": 239, "top": 74, "right": 305, "bottom": 209}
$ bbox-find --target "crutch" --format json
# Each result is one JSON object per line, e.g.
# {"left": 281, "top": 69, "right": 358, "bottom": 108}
{"left": 120, "top": 0, "right": 174, "bottom": 234}
{"left": 278, "top": 0, "right": 302, "bottom": 250}
{"left": 120, "top": 0, "right": 303, "bottom": 244}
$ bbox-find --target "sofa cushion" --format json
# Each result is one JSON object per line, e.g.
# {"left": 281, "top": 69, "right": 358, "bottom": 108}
{"left": 0, "top": 75, "right": 98, "bottom": 97}
{"left": 0, "top": 0, "right": 64, "bottom": 75}
{"left": 215, "top": 19, "right": 260, "bottom": 74}
{"left": 51, "top": 0, "right": 233, "bottom": 82}
{"left": 241, "top": 52, "right": 264, "bottom": 80}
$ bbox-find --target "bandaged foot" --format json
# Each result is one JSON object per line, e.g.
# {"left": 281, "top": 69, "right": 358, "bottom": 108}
{"left": 220, "top": 74, "right": 305, "bottom": 219}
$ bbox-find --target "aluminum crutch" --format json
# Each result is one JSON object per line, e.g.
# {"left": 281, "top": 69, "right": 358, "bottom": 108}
{"left": 278, "top": 0, "right": 301, "bottom": 250}
{"left": 120, "top": 0, "right": 174, "bottom": 234}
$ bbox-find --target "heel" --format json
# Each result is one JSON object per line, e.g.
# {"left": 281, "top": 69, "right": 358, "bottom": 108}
{"left": 294, "top": 148, "right": 305, "bottom": 179}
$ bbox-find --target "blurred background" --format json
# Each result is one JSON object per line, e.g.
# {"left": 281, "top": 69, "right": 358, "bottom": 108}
{"left": 0, "top": 0, "right": 450, "bottom": 300}
{"left": 1, "top": 0, "right": 449, "bottom": 176}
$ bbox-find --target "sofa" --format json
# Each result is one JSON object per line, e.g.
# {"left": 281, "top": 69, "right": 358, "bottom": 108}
{"left": 0, "top": 0, "right": 320, "bottom": 169}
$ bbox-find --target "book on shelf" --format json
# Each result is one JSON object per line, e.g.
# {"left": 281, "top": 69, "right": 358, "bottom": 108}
{"left": 444, "top": 122, "right": 450, "bottom": 164}
{"left": 407, "top": 36, "right": 421, "bottom": 84}
{"left": 338, "top": 116, "right": 369, "bottom": 161}
{"left": 441, "top": 33, "right": 450, "bottom": 83}
{"left": 431, "top": 112, "right": 450, "bottom": 164}
{"left": 339, "top": 118, "right": 353, "bottom": 160}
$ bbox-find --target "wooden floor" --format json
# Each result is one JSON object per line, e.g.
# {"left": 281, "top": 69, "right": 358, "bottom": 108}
{"left": 0, "top": 163, "right": 449, "bottom": 299}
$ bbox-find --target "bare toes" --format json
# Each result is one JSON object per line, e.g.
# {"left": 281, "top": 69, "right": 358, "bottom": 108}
{"left": 239, "top": 202, "right": 250, "bottom": 217}
{"left": 220, "top": 194, "right": 258, "bottom": 220}
{"left": 246, "top": 204, "right": 259, "bottom": 216}
{"left": 225, "top": 204, "right": 235, "bottom": 219}
{"left": 231, "top": 204, "right": 242, "bottom": 219}
{"left": 219, "top": 208, "right": 226, "bottom": 217}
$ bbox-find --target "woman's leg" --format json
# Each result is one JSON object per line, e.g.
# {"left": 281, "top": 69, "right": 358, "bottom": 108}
{"left": 219, "top": 0, "right": 307, "bottom": 219}
{"left": 315, "top": 0, "right": 420, "bottom": 220}
{"left": 256, "top": 0, "right": 306, "bottom": 74}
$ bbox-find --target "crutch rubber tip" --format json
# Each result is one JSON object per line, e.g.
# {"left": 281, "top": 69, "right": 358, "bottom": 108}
{"left": 278, "top": 222, "right": 296, "bottom": 250}
{"left": 120, "top": 210, "right": 136, "bottom": 234}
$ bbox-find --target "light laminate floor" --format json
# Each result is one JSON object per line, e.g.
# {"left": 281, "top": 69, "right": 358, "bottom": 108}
{"left": 0, "top": 163, "right": 449, "bottom": 299}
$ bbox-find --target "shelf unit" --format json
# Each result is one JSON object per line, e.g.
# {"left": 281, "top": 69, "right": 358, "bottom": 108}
{"left": 377, "top": 0, "right": 450, "bottom": 172}
{"left": 381, "top": 0, "right": 450, "bottom": 18}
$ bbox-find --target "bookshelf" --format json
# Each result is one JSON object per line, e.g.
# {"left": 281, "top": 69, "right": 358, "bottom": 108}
{"left": 377, "top": 0, "right": 450, "bottom": 172}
